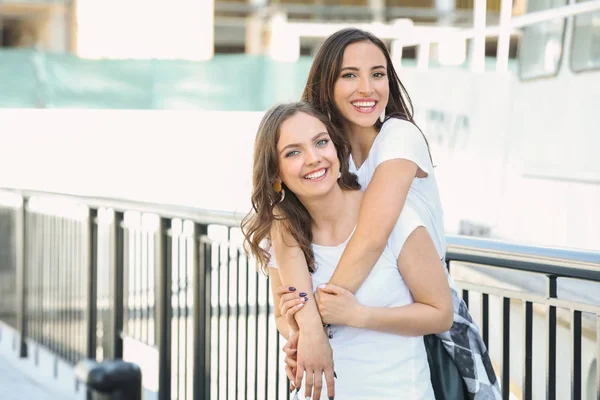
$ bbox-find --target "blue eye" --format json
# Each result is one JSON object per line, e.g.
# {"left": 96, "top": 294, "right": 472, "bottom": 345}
{"left": 373, "top": 72, "right": 386, "bottom": 78}
{"left": 285, "top": 150, "right": 300, "bottom": 158}
{"left": 341, "top": 73, "right": 356, "bottom": 79}
{"left": 316, "top": 139, "right": 329, "bottom": 147}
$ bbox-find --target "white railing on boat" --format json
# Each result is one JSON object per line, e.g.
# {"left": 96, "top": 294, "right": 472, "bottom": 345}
{"left": 268, "top": 0, "right": 600, "bottom": 73}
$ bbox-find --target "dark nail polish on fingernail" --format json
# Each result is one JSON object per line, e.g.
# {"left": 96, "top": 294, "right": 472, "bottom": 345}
{"left": 303, "top": 296, "right": 309, "bottom": 302}
{"left": 334, "top": 371, "right": 338, "bottom": 379}
{"left": 289, "top": 287, "right": 296, "bottom": 291}
{"left": 329, "top": 397, "right": 335, "bottom": 400}
{"left": 299, "top": 292, "right": 307, "bottom": 297}
{"left": 295, "top": 388, "right": 301, "bottom": 393}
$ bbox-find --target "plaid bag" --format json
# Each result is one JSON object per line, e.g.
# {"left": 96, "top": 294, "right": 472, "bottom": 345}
{"left": 434, "top": 279, "right": 502, "bottom": 400}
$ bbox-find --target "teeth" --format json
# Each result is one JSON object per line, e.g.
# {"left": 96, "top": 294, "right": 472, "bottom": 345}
{"left": 304, "top": 169, "right": 326, "bottom": 180}
{"left": 352, "top": 101, "right": 375, "bottom": 107}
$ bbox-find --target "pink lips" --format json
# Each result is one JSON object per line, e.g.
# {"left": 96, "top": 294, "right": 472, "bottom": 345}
{"left": 303, "top": 168, "right": 328, "bottom": 182}
{"left": 351, "top": 98, "right": 378, "bottom": 114}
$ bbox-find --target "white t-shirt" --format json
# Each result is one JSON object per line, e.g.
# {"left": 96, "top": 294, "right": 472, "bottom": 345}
{"left": 348, "top": 117, "right": 447, "bottom": 259}
{"left": 308, "top": 204, "right": 434, "bottom": 399}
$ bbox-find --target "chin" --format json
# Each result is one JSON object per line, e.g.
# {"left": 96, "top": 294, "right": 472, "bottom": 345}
{"left": 353, "top": 118, "right": 378, "bottom": 128}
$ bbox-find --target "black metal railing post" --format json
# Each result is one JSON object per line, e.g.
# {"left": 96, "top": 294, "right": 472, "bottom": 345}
{"left": 156, "top": 217, "right": 172, "bottom": 400}
{"left": 86, "top": 208, "right": 98, "bottom": 362}
{"left": 571, "top": 309, "right": 582, "bottom": 399}
{"left": 16, "top": 197, "right": 28, "bottom": 358}
{"left": 502, "top": 297, "right": 510, "bottom": 400}
{"left": 193, "top": 223, "right": 210, "bottom": 400}
{"left": 86, "top": 208, "right": 98, "bottom": 400}
{"left": 112, "top": 211, "right": 125, "bottom": 359}
{"left": 546, "top": 275, "right": 557, "bottom": 400}
{"left": 522, "top": 301, "right": 533, "bottom": 400}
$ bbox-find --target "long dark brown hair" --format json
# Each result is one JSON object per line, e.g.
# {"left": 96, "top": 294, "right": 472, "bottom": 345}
{"left": 302, "top": 28, "right": 433, "bottom": 161}
{"left": 241, "top": 102, "right": 360, "bottom": 274}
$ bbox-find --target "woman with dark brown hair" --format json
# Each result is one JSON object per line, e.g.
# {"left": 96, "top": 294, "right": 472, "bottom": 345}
{"left": 267, "top": 28, "right": 500, "bottom": 400}
{"left": 243, "top": 102, "right": 453, "bottom": 399}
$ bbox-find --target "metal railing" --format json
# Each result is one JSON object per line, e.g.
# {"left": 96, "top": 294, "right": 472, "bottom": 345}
{"left": 0, "top": 187, "right": 599, "bottom": 400}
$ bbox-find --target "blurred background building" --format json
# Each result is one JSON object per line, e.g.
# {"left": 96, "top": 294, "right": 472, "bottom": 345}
{"left": 1, "top": 0, "right": 525, "bottom": 59}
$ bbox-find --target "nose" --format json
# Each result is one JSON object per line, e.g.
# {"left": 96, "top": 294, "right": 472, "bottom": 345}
{"left": 305, "top": 147, "right": 321, "bottom": 166}
{"left": 358, "top": 76, "right": 373, "bottom": 95}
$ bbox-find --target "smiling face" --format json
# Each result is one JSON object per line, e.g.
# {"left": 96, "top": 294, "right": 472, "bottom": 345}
{"left": 277, "top": 112, "right": 340, "bottom": 201}
{"left": 333, "top": 41, "right": 390, "bottom": 130}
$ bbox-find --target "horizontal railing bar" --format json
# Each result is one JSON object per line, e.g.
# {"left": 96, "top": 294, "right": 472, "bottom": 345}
{"left": 447, "top": 236, "right": 600, "bottom": 281}
{"left": 3, "top": 188, "right": 598, "bottom": 282}
{"left": 0, "top": 188, "right": 243, "bottom": 227}
{"left": 455, "top": 280, "right": 600, "bottom": 314}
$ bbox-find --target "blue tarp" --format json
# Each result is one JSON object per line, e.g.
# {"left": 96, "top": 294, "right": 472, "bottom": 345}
{"left": 0, "top": 50, "right": 314, "bottom": 110}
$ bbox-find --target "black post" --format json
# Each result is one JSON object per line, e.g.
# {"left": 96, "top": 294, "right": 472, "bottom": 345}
{"left": 86, "top": 208, "right": 98, "bottom": 361}
{"left": 16, "top": 197, "right": 28, "bottom": 358}
{"left": 522, "top": 301, "right": 533, "bottom": 400}
{"left": 156, "top": 218, "right": 172, "bottom": 400}
{"left": 193, "top": 223, "right": 210, "bottom": 400}
{"left": 112, "top": 211, "right": 125, "bottom": 359}
{"left": 546, "top": 275, "right": 557, "bottom": 400}
{"left": 501, "top": 297, "right": 510, "bottom": 400}
{"left": 571, "top": 310, "right": 582, "bottom": 400}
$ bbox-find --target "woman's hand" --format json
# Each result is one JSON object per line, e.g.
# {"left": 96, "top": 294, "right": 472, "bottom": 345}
{"left": 275, "top": 286, "right": 309, "bottom": 334}
{"left": 316, "top": 283, "right": 364, "bottom": 327}
{"left": 296, "top": 330, "right": 335, "bottom": 400}
{"left": 282, "top": 332, "right": 299, "bottom": 391}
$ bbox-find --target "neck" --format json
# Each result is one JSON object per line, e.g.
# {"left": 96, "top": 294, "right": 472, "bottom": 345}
{"left": 298, "top": 185, "right": 360, "bottom": 243}
{"left": 344, "top": 122, "right": 378, "bottom": 169}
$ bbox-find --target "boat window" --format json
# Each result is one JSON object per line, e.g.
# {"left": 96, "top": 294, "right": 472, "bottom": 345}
{"left": 571, "top": 0, "right": 600, "bottom": 72}
{"left": 518, "top": 0, "right": 568, "bottom": 80}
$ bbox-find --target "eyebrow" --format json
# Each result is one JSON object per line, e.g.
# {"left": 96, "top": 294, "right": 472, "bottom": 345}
{"left": 340, "top": 65, "right": 386, "bottom": 72}
{"left": 279, "top": 131, "right": 329, "bottom": 155}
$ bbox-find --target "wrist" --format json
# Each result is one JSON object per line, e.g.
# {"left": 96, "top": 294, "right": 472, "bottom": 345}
{"left": 352, "top": 304, "right": 369, "bottom": 329}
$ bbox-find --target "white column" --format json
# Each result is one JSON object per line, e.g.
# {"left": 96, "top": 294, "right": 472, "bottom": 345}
{"left": 470, "top": 0, "right": 487, "bottom": 72}
{"left": 45, "top": 5, "right": 68, "bottom": 53}
{"left": 268, "top": 12, "right": 300, "bottom": 62}
{"left": 369, "top": 0, "right": 386, "bottom": 23}
{"left": 246, "top": 0, "right": 268, "bottom": 54}
{"left": 417, "top": 42, "right": 430, "bottom": 70}
{"left": 495, "top": 0, "right": 512, "bottom": 72}
{"left": 199, "top": 0, "right": 215, "bottom": 60}
{"left": 435, "top": 0, "right": 456, "bottom": 25}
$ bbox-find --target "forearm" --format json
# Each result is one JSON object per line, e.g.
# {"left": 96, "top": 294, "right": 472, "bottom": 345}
{"left": 353, "top": 303, "right": 453, "bottom": 336}
{"left": 328, "top": 235, "right": 385, "bottom": 293}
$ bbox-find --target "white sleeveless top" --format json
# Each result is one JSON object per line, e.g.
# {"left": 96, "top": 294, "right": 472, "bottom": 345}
{"left": 309, "top": 204, "right": 435, "bottom": 400}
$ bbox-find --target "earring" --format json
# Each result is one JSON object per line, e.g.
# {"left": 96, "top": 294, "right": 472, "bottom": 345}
{"left": 273, "top": 181, "right": 285, "bottom": 203}
{"left": 379, "top": 109, "right": 386, "bottom": 123}
{"left": 338, "top": 170, "right": 341, "bottom": 179}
